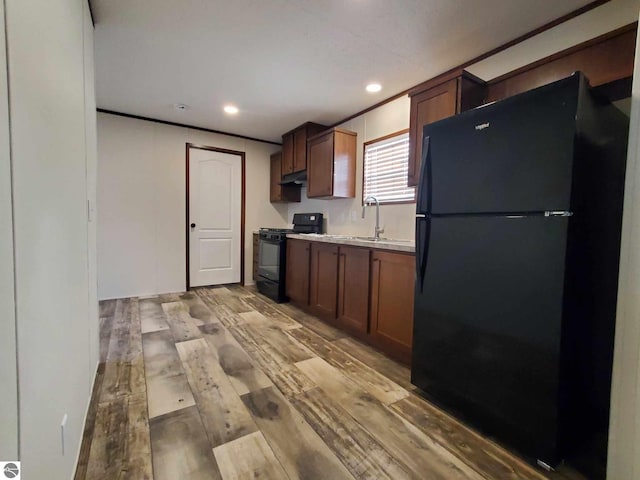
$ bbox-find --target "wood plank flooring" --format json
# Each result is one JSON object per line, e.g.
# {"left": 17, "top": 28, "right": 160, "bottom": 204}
{"left": 76, "top": 285, "right": 586, "bottom": 480}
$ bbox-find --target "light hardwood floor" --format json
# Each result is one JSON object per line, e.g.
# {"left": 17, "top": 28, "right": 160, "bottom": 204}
{"left": 75, "top": 285, "right": 586, "bottom": 480}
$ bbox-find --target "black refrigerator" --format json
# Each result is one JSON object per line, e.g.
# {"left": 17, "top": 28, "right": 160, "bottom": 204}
{"left": 411, "top": 73, "right": 628, "bottom": 478}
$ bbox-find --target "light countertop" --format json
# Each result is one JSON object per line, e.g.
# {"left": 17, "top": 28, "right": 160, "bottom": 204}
{"left": 287, "top": 233, "right": 415, "bottom": 253}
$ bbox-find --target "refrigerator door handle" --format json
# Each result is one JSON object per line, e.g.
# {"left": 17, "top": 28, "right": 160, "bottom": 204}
{"left": 416, "top": 135, "right": 431, "bottom": 213}
{"left": 544, "top": 211, "right": 573, "bottom": 217}
{"left": 416, "top": 216, "right": 430, "bottom": 294}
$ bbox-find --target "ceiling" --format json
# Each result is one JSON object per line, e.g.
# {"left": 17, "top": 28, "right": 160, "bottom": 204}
{"left": 92, "top": 0, "right": 596, "bottom": 143}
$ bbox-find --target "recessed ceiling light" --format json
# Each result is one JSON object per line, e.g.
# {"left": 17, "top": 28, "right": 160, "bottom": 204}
{"left": 366, "top": 83, "right": 382, "bottom": 93}
{"left": 224, "top": 105, "right": 239, "bottom": 114}
{"left": 174, "top": 103, "right": 189, "bottom": 111}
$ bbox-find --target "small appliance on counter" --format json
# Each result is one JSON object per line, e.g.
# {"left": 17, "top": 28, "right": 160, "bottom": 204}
{"left": 256, "top": 213, "right": 323, "bottom": 303}
{"left": 290, "top": 213, "right": 324, "bottom": 234}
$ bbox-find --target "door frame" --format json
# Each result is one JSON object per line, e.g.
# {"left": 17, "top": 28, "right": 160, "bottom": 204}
{"left": 185, "top": 143, "right": 246, "bottom": 289}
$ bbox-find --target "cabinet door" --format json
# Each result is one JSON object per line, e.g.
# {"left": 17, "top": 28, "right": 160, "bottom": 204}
{"left": 307, "top": 133, "right": 334, "bottom": 198}
{"left": 408, "top": 79, "right": 458, "bottom": 187}
{"left": 309, "top": 242, "right": 339, "bottom": 320}
{"left": 337, "top": 246, "right": 370, "bottom": 334}
{"left": 270, "top": 152, "right": 283, "bottom": 202}
{"left": 286, "top": 239, "right": 310, "bottom": 305}
{"left": 293, "top": 128, "right": 307, "bottom": 172}
{"left": 332, "top": 130, "right": 357, "bottom": 198}
{"left": 370, "top": 250, "right": 415, "bottom": 363}
{"left": 282, "top": 133, "right": 294, "bottom": 175}
{"left": 270, "top": 152, "right": 300, "bottom": 203}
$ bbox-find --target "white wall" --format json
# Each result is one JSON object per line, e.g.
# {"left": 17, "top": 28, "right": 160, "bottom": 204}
{"left": 4, "top": 0, "right": 99, "bottom": 478}
{"left": 608, "top": 11, "right": 640, "bottom": 478}
{"left": 0, "top": 0, "right": 18, "bottom": 462}
{"left": 84, "top": 0, "right": 100, "bottom": 384}
{"left": 97, "top": 113, "right": 288, "bottom": 299}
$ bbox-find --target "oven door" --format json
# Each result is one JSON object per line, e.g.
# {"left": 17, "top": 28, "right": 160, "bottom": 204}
{"left": 258, "top": 236, "right": 283, "bottom": 281}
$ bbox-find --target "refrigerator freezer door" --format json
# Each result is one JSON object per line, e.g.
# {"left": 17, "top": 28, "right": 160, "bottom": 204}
{"left": 423, "top": 75, "right": 580, "bottom": 215}
{"left": 412, "top": 215, "right": 569, "bottom": 463}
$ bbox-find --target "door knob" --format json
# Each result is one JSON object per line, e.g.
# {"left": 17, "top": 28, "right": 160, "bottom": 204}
{"left": 190, "top": 223, "right": 196, "bottom": 228}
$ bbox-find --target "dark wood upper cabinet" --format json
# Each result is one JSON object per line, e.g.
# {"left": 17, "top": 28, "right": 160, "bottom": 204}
{"left": 293, "top": 128, "right": 307, "bottom": 172}
{"left": 307, "top": 131, "right": 334, "bottom": 198}
{"left": 282, "top": 134, "right": 294, "bottom": 175}
{"left": 281, "top": 122, "right": 328, "bottom": 175}
{"left": 270, "top": 152, "right": 300, "bottom": 203}
{"left": 307, "top": 128, "right": 357, "bottom": 199}
{"left": 486, "top": 24, "right": 637, "bottom": 103}
{"left": 408, "top": 79, "right": 457, "bottom": 188}
{"left": 286, "top": 239, "right": 310, "bottom": 306}
{"left": 370, "top": 250, "right": 415, "bottom": 364}
{"left": 337, "top": 245, "right": 370, "bottom": 335}
{"left": 309, "top": 242, "right": 339, "bottom": 321}
{"left": 408, "top": 71, "right": 485, "bottom": 187}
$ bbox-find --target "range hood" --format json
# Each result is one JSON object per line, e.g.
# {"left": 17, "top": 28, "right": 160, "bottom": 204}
{"left": 279, "top": 170, "right": 306, "bottom": 186}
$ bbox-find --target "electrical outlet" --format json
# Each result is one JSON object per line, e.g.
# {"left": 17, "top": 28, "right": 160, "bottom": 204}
{"left": 60, "top": 413, "right": 68, "bottom": 455}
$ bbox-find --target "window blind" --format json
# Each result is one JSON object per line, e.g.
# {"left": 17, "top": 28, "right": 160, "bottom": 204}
{"left": 363, "top": 131, "right": 415, "bottom": 204}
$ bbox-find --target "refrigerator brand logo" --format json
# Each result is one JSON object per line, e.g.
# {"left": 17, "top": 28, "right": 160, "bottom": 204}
{"left": 475, "top": 122, "right": 490, "bottom": 131}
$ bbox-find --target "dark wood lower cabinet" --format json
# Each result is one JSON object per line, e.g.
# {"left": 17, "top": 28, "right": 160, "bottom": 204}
{"left": 309, "top": 242, "right": 339, "bottom": 320}
{"left": 337, "top": 246, "right": 370, "bottom": 335}
{"left": 286, "top": 239, "right": 310, "bottom": 306}
{"left": 282, "top": 239, "right": 415, "bottom": 364}
{"left": 370, "top": 250, "right": 415, "bottom": 364}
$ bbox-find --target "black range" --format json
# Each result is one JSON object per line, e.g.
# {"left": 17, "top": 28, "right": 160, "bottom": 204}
{"left": 256, "top": 213, "right": 323, "bottom": 303}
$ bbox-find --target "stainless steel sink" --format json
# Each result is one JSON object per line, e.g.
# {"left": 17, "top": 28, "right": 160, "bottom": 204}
{"left": 318, "top": 234, "right": 412, "bottom": 243}
{"left": 325, "top": 235, "right": 378, "bottom": 241}
{"left": 353, "top": 236, "right": 411, "bottom": 243}
{"left": 353, "top": 236, "right": 378, "bottom": 241}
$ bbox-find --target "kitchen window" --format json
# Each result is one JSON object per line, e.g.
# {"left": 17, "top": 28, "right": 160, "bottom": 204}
{"left": 363, "top": 129, "right": 415, "bottom": 205}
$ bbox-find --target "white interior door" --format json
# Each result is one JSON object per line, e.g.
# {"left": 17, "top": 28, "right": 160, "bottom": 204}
{"left": 189, "top": 147, "right": 242, "bottom": 286}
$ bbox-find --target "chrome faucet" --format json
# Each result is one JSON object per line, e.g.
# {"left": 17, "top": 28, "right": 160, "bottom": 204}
{"left": 362, "top": 195, "right": 384, "bottom": 240}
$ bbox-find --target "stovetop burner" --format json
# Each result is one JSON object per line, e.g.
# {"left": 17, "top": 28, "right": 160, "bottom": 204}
{"left": 259, "top": 213, "right": 324, "bottom": 237}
